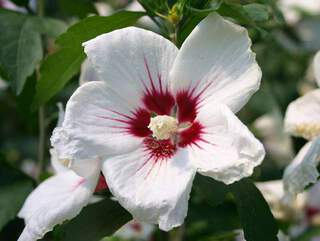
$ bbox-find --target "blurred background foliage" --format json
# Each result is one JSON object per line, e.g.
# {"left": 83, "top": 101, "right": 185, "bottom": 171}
{"left": 1, "top": 0, "right": 320, "bottom": 241}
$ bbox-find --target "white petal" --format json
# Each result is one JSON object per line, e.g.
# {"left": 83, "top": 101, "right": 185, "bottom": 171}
{"left": 283, "top": 138, "right": 320, "bottom": 201}
{"left": 50, "top": 148, "right": 69, "bottom": 174}
{"left": 51, "top": 81, "right": 143, "bottom": 170}
{"left": 170, "top": 13, "right": 261, "bottom": 113}
{"left": 190, "top": 104, "right": 265, "bottom": 184}
{"left": 314, "top": 50, "right": 320, "bottom": 87}
{"left": 18, "top": 170, "right": 100, "bottom": 241}
{"left": 79, "top": 58, "right": 101, "bottom": 85}
{"left": 284, "top": 89, "right": 320, "bottom": 140}
{"left": 83, "top": 27, "right": 178, "bottom": 109}
{"left": 102, "top": 147, "right": 196, "bottom": 231}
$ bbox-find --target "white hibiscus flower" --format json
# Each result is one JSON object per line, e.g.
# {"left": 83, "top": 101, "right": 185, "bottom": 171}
{"left": 283, "top": 51, "right": 320, "bottom": 201}
{"left": 279, "top": 0, "right": 320, "bottom": 24}
{"left": 51, "top": 12, "right": 264, "bottom": 232}
{"left": 256, "top": 180, "right": 306, "bottom": 221}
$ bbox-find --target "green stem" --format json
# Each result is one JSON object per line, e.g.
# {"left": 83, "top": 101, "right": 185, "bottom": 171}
{"left": 169, "top": 225, "right": 185, "bottom": 241}
{"left": 36, "top": 0, "right": 44, "bottom": 17}
{"left": 37, "top": 106, "right": 46, "bottom": 180}
{"left": 36, "top": 0, "right": 46, "bottom": 181}
{"left": 169, "top": 23, "right": 178, "bottom": 46}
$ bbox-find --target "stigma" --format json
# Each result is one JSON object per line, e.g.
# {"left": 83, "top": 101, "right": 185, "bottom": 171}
{"left": 148, "top": 115, "right": 178, "bottom": 140}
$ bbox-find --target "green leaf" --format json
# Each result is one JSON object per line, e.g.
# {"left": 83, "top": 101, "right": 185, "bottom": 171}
{"left": 33, "top": 17, "right": 68, "bottom": 38}
{"left": 186, "top": 200, "right": 240, "bottom": 239}
{"left": 0, "top": 156, "right": 34, "bottom": 231}
{"left": 178, "top": 0, "right": 220, "bottom": 45}
{"left": 230, "top": 179, "right": 279, "bottom": 241}
{"left": 32, "top": 47, "right": 85, "bottom": 110}
{"left": 32, "top": 11, "right": 145, "bottom": 110}
{"left": 0, "top": 10, "right": 43, "bottom": 94}
{"left": 193, "top": 174, "right": 229, "bottom": 207}
{"left": 56, "top": 198, "right": 131, "bottom": 241}
{"left": 58, "top": 0, "right": 97, "bottom": 19}
{"left": 0, "top": 181, "right": 33, "bottom": 231}
{"left": 56, "top": 11, "right": 146, "bottom": 47}
{"left": 243, "top": 3, "right": 269, "bottom": 22}
{"left": 218, "top": 3, "right": 256, "bottom": 26}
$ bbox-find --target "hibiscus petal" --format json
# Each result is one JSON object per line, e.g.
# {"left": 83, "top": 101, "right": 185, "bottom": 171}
{"left": 170, "top": 13, "right": 261, "bottom": 113}
{"left": 102, "top": 147, "right": 196, "bottom": 231}
{"left": 284, "top": 89, "right": 320, "bottom": 140}
{"left": 50, "top": 148, "right": 69, "bottom": 174}
{"left": 79, "top": 58, "right": 101, "bottom": 85}
{"left": 283, "top": 139, "right": 320, "bottom": 201}
{"left": 83, "top": 27, "right": 178, "bottom": 112}
{"left": 189, "top": 104, "right": 265, "bottom": 184}
{"left": 18, "top": 169, "right": 99, "bottom": 241}
{"left": 314, "top": 50, "right": 320, "bottom": 87}
{"left": 51, "top": 81, "right": 143, "bottom": 167}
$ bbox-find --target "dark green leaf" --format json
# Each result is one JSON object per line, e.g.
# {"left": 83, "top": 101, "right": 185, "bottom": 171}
{"left": 243, "top": 3, "right": 269, "bottom": 22}
{"left": 230, "top": 179, "right": 279, "bottom": 241}
{"left": 186, "top": 200, "right": 240, "bottom": 240}
{"left": 0, "top": 10, "right": 43, "bottom": 94}
{"left": 0, "top": 181, "right": 33, "bottom": 231}
{"left": 32, "top": 47, "right": 85, "bottom": 110}
{"left": 178, "top": 14, "right": 204, "bottom": 46}
{"left": 218, "top": 3, "right": 256, "bottom": 26}
{"left": 56, "top": 198, "right": 131, "bottom": 241}
{"left": 0, "top": 156, "right": 32, "bottom": 186}
{"left": 32, "top": 11, "right": 145, "bottom": 109}
{"left": 0, "top": 156, "right": 34, "bottom": 231}
{"left": 56, "top": 11, "right": 146, "bottom": 47}
{"left": 58, "top": 0, "right": 97, "bottom": 18}
{"left": 193, "top": 174, "right": 229, "bottom": 207}
{"left": 32, "top": 17, "right": 68, "bottom": 38}
{"left": 17, "top": 73, "right": 37, "bottom": 122}
{"left": 178, "top": 0, "right": 220, "bottom": 45}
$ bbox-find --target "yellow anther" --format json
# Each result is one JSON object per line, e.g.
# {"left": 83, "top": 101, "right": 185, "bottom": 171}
{"left": 148, "top": 115, "right": 178, "bottom": 140}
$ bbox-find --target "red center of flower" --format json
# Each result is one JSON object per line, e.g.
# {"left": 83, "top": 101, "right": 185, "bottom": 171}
{"left": 97, "top": 59, "right": 210, "bottom": 164}
{"left": 128, "top": 80, "right": 205, "bottom": 161}
{"left": 144, "top": 138, "right": 177, "bottom": 161}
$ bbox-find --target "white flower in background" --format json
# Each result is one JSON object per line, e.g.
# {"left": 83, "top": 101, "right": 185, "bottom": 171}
{"left": 235, "top": 229, "right": 290, "bottom": 241}
{"left": 94, "top": 2, "right": 112, "bottom": 16}
{"left": 0, "top": 77, "right": 8, "bottom": 91}
{"left": 94, "top": 0, "right": 157, "bottom": 30}
{"left": 17, "top": 96, "right": 105, "bottom": 241}
{"left": 115, "top": 220, "right": 154, "bottom": 241}
{"left": 283, "top": 51, "right": 320, "bottom": 201}
{"left": 256, "top": 180, "right": 306, "bottom": 220}
{"left": 254, "top": 110, "right": 294, "bottom": 167}
{"left": 126, "top": 0, "right": 157, "bottom": 30}
{"left": 0, "top": 0, "right": 25, "bottom": 12}
{"left": 52, "top": 12, "right": 264, "bottom": 231}
{"left": 279, "top": 0, "right": 320, "bottom": 24}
